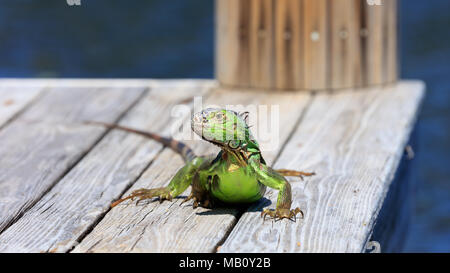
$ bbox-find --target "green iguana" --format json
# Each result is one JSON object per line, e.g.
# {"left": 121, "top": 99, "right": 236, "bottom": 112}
{"left": 87, "top": 108, "right": 315, "bottom": 221}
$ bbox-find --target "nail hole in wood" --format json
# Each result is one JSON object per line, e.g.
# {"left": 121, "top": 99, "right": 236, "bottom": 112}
{"left": 284, "top": 30, "right": 292, "bottom": 40}
{"left": 339, "top": 29, "right": 348, "bottom": 39}
{"left": 310, "top": 31, "right": 320, "bottom": 41}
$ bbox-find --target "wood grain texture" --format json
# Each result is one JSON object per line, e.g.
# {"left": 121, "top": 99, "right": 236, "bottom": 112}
{"left": 73, "top": 87, "right": 312, "bottom": 253}
{"left": 215, "top": 0, "right": 244, "bottom": 87}
{"left": 0, "top": 86, "right": 146, "bottom": 234}
{"left": 0, "top": 86, "right": 44, "bottom": 129}
{"left": 369, "top": 139, "right": 416, "bottom": 253}
{"left": 329, "top": 0, "right": 362, "bottom": 89}
{"left": 303, "top": 0, "right": 328, "bottom": 90}
{"left": 366, "top": 1, "right": 384, "bottom": 85}
{"left": 385, "top": 0, "right": 398, "bottom": 83}
{"left": 275, "top": 0, "right": 303, "bottom": 89}
{"left": 219, "top": 81, "right": 425, "bottom": 253}
{"left": 249, "top": 0, "right": 275, "bottom": 88}
{"left": 0, "top": 80, "right": 214, "bottom": 253}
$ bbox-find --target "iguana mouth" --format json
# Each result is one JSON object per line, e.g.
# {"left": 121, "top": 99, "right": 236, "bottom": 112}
{"left": 191, "top": 110, "right": 218, "bottom": 142}
{"left": 191, "top": 122, "right": 212, "bottom": 141}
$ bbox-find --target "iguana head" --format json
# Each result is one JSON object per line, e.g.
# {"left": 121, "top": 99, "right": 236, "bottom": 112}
{"left": 191, "top": 108, "right": 258, "bottom": 150}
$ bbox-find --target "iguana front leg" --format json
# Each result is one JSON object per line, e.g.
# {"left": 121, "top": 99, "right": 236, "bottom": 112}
{"left": 111, "top": 157, "right": 206, "bottom": 207}
{"left": 180, "top": 172, "right": 214, "bottom": 209}
{"left": 251, "top": 161, "right": 304, "bottom": 221}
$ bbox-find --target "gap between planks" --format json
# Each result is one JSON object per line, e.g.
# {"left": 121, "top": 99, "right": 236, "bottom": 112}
{"left": 0, "top": 85, "right": 46, "bottom": 130}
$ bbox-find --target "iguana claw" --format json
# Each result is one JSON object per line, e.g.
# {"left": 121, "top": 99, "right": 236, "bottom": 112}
{"left": 261, "top": 207, "right": 304, "bottom": 222}
{"left": 111, "top": 187, "right": 172, "bottom": 207}
{"left": 180, "top": 193, "right": 213, "bottom": 209}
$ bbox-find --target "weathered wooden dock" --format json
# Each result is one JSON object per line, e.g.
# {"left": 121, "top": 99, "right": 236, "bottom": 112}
{"left": 0, "top": 78, "right": 424, "bottom": 252}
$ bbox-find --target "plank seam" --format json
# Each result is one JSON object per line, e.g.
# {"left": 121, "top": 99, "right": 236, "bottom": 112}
{"left": 271, "top": 93, "right": 316, "bottom": 164}
{"left": 0, "top": 87, "right": 48, "bottom": 132}
{"left": 212, "top": 209, "right": 244, "bottom": 253}
{"left": 68, "top": 140, "right": 166, "bottom": 253}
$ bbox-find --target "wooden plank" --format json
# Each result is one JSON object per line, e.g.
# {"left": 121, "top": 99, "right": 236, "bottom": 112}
{"left": 274, "top": 0, "right": 303, "bottom": 90}
{"left": 73, "top": 87, "right": 312, "bottom": 253}
{"left": 249, "top": 0, "right": 274, "bottom": 89}
{"left": 385, "top": 0, "right": 398, "bottom": 83}
{"left": 0, "top": 86, "right": 44, "bottom": 129}
{"left": 218, "top": 81, "right": 425, "bottom": 252}
{"left": 236, "top": 0, "right": 251, "bottom": 87}
{"left": 215, "top": 0, "right": 245, "bottom": 87}
{"left": 303, "top": 0, "right": 329, "bottom": 90}
{"left": 0, "top": 86, "right": 147, "bottom": 234}
{"left": 0, "top": 80, "right": 214, "bottom": 253}
{"left": 365, "top": 1, "right": 384, "bottom": 85}
{"left": 369, "top": 135, "right": 416, "bottom": 253}
{"left": 358, "top": 0, "right": 369, "bottom": 86}
{"left": 329, "top": 0, "right": 362, "bottom": 89}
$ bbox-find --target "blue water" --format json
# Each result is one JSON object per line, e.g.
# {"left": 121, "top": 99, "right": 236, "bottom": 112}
{"left": 0, "top": 0, "right": 448, "bottom": 252}
{"left": 399, "top": 0, "right": 450, "bottom": 252}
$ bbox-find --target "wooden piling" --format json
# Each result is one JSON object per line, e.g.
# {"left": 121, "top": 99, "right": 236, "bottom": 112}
{"left": 215, "top": 0, "right": 398, "bottom": 91}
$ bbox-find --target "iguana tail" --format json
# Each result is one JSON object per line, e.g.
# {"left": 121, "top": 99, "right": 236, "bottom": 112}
{"left": 84, "top": 121, "right": 196, "bottom": 162}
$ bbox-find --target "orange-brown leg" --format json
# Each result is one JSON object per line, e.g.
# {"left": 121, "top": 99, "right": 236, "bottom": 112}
{"left": 275, "top": 169, "right": 316, "bottom": 180}
{"left": 111, "top": 187, "right": 172, "bottom": 208}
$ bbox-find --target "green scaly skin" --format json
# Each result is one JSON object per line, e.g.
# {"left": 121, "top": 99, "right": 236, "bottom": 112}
{"left": 87, "top": 108, "right": 315, "bottom": 221}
